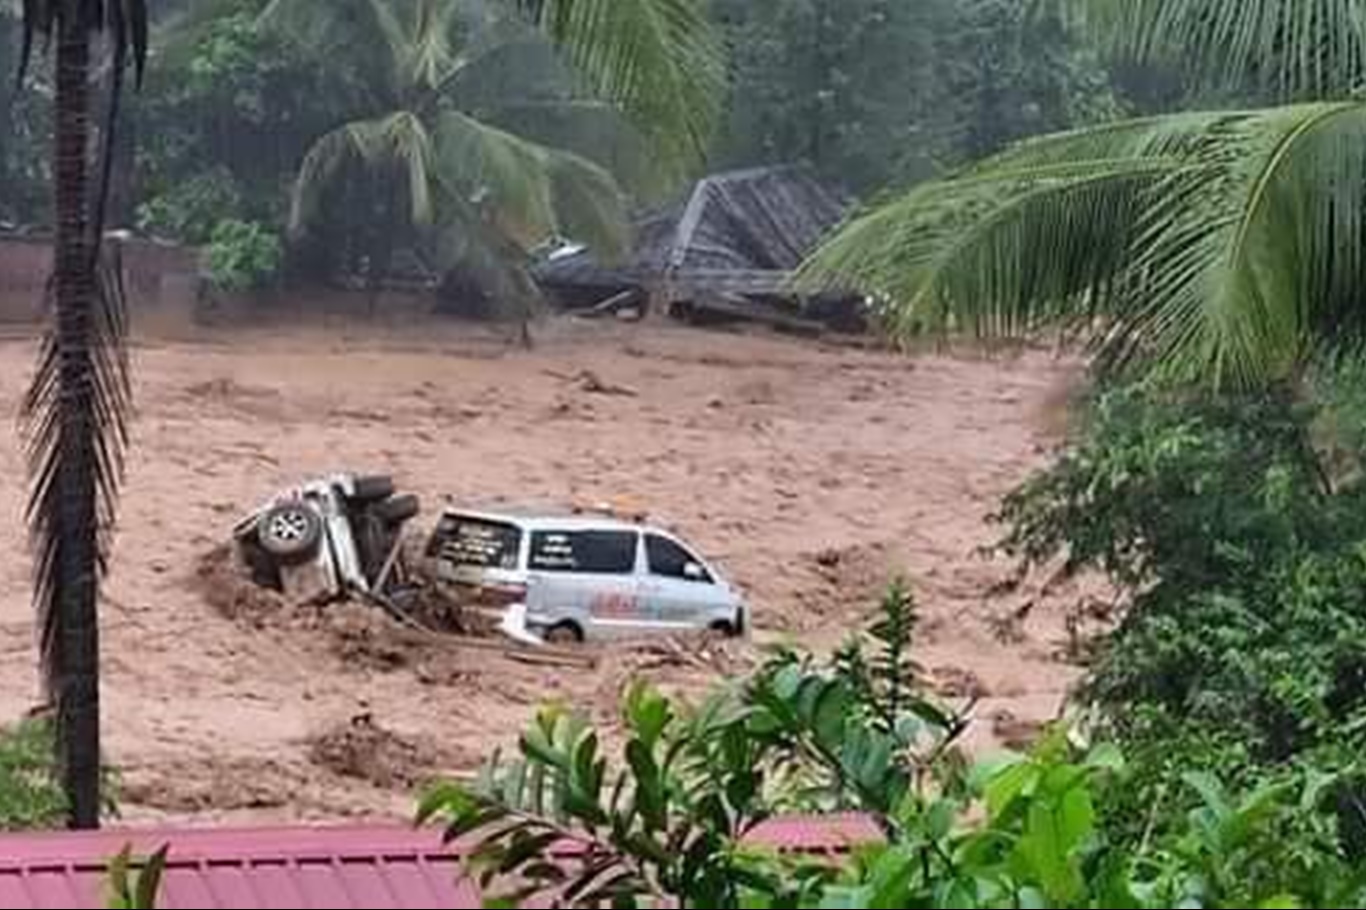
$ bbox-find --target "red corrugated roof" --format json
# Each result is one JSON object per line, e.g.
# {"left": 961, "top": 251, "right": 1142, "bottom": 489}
{"left": 0, "top": 816, "right": 881, "bottom": 909}
{"left": 0, "top": 826, "right": 473, "bottom": 909}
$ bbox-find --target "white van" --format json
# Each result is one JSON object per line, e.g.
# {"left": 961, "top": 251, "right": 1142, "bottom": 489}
{"left": 426, "top": 507, "right": 747, "bottom": 644}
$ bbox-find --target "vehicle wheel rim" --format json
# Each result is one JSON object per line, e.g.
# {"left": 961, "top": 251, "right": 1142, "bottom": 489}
{"left": 268, "top": 510, "right": 310, "bottom": 543}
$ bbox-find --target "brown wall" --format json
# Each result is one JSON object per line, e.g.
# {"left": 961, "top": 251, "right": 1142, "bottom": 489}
{"left": 0, "top": 235, "right": 201, "bottom": 329}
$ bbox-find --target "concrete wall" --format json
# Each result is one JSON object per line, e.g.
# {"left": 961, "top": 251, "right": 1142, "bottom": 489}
{"left": 0, "top": 235, "right": 201, "bottom": 332}
{"left": 0, "top": 236, "right": 447, "bottom": 336}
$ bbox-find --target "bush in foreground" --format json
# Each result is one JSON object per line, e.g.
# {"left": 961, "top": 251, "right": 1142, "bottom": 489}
{"left": 423, "top": 585, "right": 1364, "bottom": 908}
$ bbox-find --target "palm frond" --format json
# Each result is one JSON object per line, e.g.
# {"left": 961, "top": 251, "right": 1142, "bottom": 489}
{"left": 23, "top": 256, "right": 132, "bottom": 703}
{"left": 1068, "top": 0, "right": 1366, "bottom": 101}
{"left": 434, "top": 109, "right": 627, "bottom": 252}
{"left": 434, "top": 109, "right": 553, "bottom": 247}
{"left": 289, "top": 112, "right": 437, "bottom": 232}
{"left": 476, "top": 98, "right": 658, "bottom": 199}
{"left": 385, "top": 110, "right": 437, "bottom": 225}
{"left": 406, "top": 0, "right": 464, "bottom": 91}
{"left": 430, "top": 206, "right": 545, "bottom": 318}
{"left": 258, "top": 0, "right": 359, "bottom": 46}
{"left": 801, "top": 103, "right": 1366, "bottom": 388}
{"left": 520, "top": 0, "right": 724, "bottom": 181}
{"left": 543, "top": 147, "right": 628, "bottom": 259}
{"left": 365, "top": 0, "right": 416, "bottom": 89}
{"left": 360, "top": 0, "right": 464, "bottom": 94}
{"left": 263, "top": 0, "right": 486, "bottom": 98}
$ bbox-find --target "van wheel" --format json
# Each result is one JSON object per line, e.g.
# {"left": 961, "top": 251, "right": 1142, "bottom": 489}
{"left": 544, "top": 623, "right": 584, "bottom": 646}
{"left": 708, "top": 620, "right": 739, "bottom": 639}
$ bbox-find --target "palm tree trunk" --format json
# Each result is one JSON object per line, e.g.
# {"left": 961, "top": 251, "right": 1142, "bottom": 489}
{"left": 52, "top": 11, "right": 102, "bottom": 832}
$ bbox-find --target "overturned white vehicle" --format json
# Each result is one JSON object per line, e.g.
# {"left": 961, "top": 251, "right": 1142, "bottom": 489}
{"left": 232, "top": 473, "right": 421, "bottom": 605}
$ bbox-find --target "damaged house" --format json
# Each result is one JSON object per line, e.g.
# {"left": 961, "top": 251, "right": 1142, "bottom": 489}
{"left": 533, "top": 165, "right": 864, "bottom": 333}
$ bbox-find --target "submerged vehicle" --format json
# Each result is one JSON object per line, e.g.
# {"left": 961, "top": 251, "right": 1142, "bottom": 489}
{"left": 233, "top": 473, "right": 420, "bottom": 604}
{"left": 426, "top": 506, "right": 747, "bottom": 643}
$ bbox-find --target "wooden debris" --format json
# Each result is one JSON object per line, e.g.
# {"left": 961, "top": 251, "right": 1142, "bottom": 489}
{"left": 504, "top": 647, "right": 598, "bottom": 671}
{"left": 543, "top": 368, "right": 639, "bottom": 397}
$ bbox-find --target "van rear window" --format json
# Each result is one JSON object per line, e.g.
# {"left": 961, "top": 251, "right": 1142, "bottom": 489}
{"left": 529, "top": 530, "right": 637, "bottom": 574}
{"left": 429, "top": 515, "right": 522, "bottom": 570}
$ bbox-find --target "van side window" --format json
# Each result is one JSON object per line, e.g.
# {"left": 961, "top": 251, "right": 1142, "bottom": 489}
{"left": 529, "top": 530, "right": 638, "bottom": 574}
{"left": 646, "top": 534, "right": 713, "bottom": 583}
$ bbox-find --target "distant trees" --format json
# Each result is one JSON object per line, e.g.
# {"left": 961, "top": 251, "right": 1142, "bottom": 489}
{"left": 710, "top": 0, "right": 1117, "bottom": 194}
{"left": 0, "top": 4, "right": 49, "bottom": 226}
{"left": 131, "top": 0, "right": 722, "bottom": 299}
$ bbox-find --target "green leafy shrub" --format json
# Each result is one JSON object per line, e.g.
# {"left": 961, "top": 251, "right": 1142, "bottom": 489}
{"left": 421, "top": 583, "right": 966, "bottom": 907}
{"left": 422, "top": 584, "right": 1364, "bottom": 908}
{"left": 0, "top": 716, "right": 121, "bottom": 830}
{"left": 203, "top": 218, "right": 283, "bottom": 292}
{"left": 136, "top": 168, "right": 244, "bottom": 245}
{"left": 996, "top": 381, "right": 1366, "bottom": 829}
{"left": 0, "top": 717, "right": 67, "bottom": 830}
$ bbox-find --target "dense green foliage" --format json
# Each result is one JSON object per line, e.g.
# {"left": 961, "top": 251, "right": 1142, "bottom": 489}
{"left": 0, "top": 717, "right": 123, "bottom": 830}
{"left": 711, "top": 0, "right": 1119, "bottom": 193}
{"left": 994, "top": 382, "right": 1366, "bottom": 836}
{"left": 423, "top": 585, "right": 1366, "bottom": 907}
{"left": 0, "top": 718, "right": 68, "bottom": 830}
{"left": 204, "top": 218, "right": 283, "bottom": 291}
{"left": 3, "top": 0, "right": 721, "bottom": 297}
{"left": 0, "top": 0, "right": 1133, "bottom": 285}
{"left": 0, "top": 8, "right": 49, "bottom": 227}
{"left": 136, "top": 3, "right": 344, "bottom": 244}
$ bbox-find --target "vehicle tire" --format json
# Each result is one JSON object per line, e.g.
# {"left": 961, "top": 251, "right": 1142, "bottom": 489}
{"left": 257, "top": 502, "right": 323, "bottom": 563}
{"left": 349, "top": 474, "right": 396, "bottom": 503}
{"left": 371, "top": 493, "right": 420, "bottom": 525}
{"left": 543, "top": 622, "right": 584, "bottom": 646}
{"left": 708, "top": 620, "right": 739, "bottom": 639}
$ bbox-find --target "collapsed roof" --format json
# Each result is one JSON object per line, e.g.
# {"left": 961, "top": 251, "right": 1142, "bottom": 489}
{"left": 533, "top": 165, "right": 858, "bottom": 329}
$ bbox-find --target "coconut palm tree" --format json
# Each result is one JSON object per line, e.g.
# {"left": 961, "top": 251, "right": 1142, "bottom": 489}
{"left": 17, "top": 1, "right": 147, "bottom": 829}
{"left": 803, "top": 0, "right": 1366, "bottom": 389}
{"left": 516, "top": 0, "right": 722, "bottom": 179}
{"left": 267, "top": 0, "right": 721, "bottom": 301}
{"left": 1070, "top": 0, "right": 1366, "bottom": 102}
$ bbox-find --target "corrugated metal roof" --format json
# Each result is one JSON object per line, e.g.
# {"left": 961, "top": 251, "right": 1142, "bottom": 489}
{"left": 532, "top": 165, "right": 849, "bottom": 291}
{"left": 749, "top": 813, "right": 882, "bottom": 854}
{"left": 0, "top": 816, "right": 880, "bottom": 909}
{"left": 0, "top": 826, "right": 477, "bottom": 909}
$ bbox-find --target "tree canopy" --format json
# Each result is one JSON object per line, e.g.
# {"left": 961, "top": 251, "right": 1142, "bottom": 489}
{"left": 802, "top": 0, "right": 1366, "bottom": 387}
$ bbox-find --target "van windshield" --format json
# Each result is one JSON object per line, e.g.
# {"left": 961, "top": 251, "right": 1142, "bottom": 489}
{"left": 429, "top": 515, "right": 522, "bottom": 571}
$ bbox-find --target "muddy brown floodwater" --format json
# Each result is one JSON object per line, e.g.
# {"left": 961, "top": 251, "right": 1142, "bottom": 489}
{"left": 0, "top": 318, "right": 1085, "bottom": 825}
